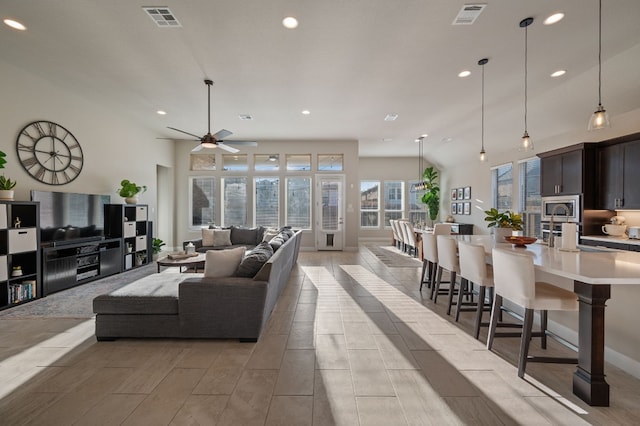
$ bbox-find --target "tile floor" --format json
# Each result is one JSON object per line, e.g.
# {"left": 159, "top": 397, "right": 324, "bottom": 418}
{"left": 0, "top": 246, "right": 639, "bottom": 425}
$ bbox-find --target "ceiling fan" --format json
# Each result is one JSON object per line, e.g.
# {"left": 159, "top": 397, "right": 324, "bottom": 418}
{"left": 165, "top": 79, "right": 257, "bottom": 153}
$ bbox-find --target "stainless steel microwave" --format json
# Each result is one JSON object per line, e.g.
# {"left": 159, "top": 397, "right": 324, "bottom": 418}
{"left": 541, "top": 195, "right": 581, "bottom": 223}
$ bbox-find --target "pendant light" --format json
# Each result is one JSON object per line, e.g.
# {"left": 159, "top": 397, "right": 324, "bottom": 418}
{"left": 520, "top": 17, "right": 534, "bottom": 151}
{"left": 479, "top": 58, "right": 488, "bottom": 162}
{"left": 588, "top": 0, "right": 610, "bottom": 130}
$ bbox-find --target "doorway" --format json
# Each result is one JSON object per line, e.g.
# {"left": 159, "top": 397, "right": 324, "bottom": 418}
{"left": 315, "top": 174, "right": 344, "bottom": 250}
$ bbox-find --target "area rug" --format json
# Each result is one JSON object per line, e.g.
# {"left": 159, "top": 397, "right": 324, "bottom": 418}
{"left": 0, "top": 263, "right": 157, "bottom": 319}
{"left": 366, "top": 245, "right": 423, "bottom": 268}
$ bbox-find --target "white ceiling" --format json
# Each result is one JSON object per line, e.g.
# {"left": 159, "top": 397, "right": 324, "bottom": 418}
{"left": 3, "top": 0, "right": 640, "bottom": 167}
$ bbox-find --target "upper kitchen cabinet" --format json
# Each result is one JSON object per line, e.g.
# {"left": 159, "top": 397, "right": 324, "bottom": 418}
{"left": 598, "top": 136, "right": 640, "bottom": 210}
{"left": 538, "top": 143, "right": 598, "bottom": 206}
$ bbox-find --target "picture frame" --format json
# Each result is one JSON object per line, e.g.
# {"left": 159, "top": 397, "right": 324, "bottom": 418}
{"left": 464, "top": 186, "right": 471, "bottom": 200}
{"left": 464, "top": 202, "right": 471, "bottom": 215}
{"left": 457, "top": 202, "right": 463, "bottom": 214}
{"left": 457, "top": 188, "right": 464, "bottom": 200}
{"left": 451, "top": 203, "right": 457, "bottom": 214}
{"left": 451, "top": 188, "right": 457, "bottom": 200}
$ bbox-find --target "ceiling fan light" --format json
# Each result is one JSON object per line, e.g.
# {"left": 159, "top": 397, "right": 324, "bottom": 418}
{"left": 200, "top": 142, "right": 217, "bottom": 149}
{"left": 588, "top": 105, "right": 610, "bottom": 130}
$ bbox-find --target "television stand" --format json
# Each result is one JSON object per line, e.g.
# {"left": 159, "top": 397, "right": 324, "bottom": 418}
{"left": 42, "top": 238, "right": 122, "bottom": 295}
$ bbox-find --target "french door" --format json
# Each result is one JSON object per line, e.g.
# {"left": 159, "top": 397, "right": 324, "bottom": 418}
{"left": 315, "top": 174, "right": 344, "bottom": 250}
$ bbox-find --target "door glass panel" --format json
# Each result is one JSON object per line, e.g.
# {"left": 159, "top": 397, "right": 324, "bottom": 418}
{"left": 321, "top": 181, "right": 340, "bottom": 230}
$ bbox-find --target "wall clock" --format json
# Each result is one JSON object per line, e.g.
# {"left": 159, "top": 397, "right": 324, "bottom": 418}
{"left": 16, "top": 120, "right": 84, "bottom": 185}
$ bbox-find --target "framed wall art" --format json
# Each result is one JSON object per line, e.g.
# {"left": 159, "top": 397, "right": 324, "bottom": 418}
{"left": 464, "top": 202, "right": 471, "bottom": 215}
{"left": 451, "top": 189, "right": 457, "bottom": 200}
{"left": 451, "top": 203, "right": 457, "bottom": 214}
{"left": 464, "top": 186, "right": 471, "bottom": 200}
{"left": 457, "top": 202, "right": 463, "bottom": 214}
{"left": 457, "top": 188, "right": 464, "bottom": 200}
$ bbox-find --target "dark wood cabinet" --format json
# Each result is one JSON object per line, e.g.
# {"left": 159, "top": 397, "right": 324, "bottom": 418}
{"left": 597, "top": 139, "right": 640, "bottom": 209}
{"left": 538, "top": 143, "right": 597, "bottom": 207}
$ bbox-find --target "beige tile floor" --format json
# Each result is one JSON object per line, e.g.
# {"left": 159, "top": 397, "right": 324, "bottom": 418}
{"left": 0, "top": 246, "right": 639, "bottom": 425}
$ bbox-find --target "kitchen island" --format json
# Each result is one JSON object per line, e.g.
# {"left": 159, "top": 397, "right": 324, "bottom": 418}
{"left": 452, "top": 235, "right": 640, "bottom": 406}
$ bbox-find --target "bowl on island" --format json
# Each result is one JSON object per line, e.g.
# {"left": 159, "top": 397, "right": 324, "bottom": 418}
{"left": 504, "top": 236, "right": 537, "bottom": 247}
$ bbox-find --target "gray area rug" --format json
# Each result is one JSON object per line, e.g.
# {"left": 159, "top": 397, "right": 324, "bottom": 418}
{"left": 366, "top": 245, "right": 423, "bottom": 268}
{"left": 0, "top": 263, "right": 157, "bottom": 319}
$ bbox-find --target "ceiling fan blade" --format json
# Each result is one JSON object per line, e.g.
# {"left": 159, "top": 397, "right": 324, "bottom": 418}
{"left": 221, "top": 140, "right": 258, "bottom": 147}
{"left": 157, "top": 137, "right": 199, "bottom": 141}
{"left": 191, "top": 144, "right": 207, "bottom": 153}
{"left": 217, "top": 143, "right": 240, "bottom": 153}
{"left": 213, "top": 129, "right": 233, "bottom": 140}
{"left": 168, "top": 127, "right": 203, "bottom": 139}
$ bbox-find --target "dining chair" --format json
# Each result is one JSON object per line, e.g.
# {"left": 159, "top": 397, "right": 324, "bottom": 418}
{"left": 403, "top": 221, "right": 418, "bottom": 257}
{"left": 390, "top": 220, "right": 401, "bottom": 249}
{"left": 395, "top": 220, "right": 407, "bottom": 252}
{"left": 420, "top": 224, "right": 453, "bottom": 293}
{"left": 434, "top": 235, "right": 460, "bottom": 314}
{"left": 457, "top": 241, "right": 494, "bottom": 339}
{"left": 488, "top": 248, "right": 578, "bottom": 378}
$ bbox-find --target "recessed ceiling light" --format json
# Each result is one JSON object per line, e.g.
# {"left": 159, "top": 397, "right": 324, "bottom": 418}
{"left": 301, "top": 110, "right": 310, "bottom": 115}
{"left": 156, "top": 110, "right": 167, "bottom": 115}
{"left": 4, "top": 19, "right": 26, "bottom": 30}
{"left": 550, "top": 69, "right": 566, "bottom": 77}
{"left": 384, "top": 113, "right": 398, "bottom": 121}
{"left": 282, "top": 16, "right": 298, "bottom": 29}
{"left": 382, "top": 138, "right": 393, "bottom": 143}
{"left": 421, "top": 133, "right": 429, "bottom": 138}
{"left": 458, "top": 70, "right": 471, "bottom": 78}
{"left": 544, "top": 12, "right": 565, "bottom": 25}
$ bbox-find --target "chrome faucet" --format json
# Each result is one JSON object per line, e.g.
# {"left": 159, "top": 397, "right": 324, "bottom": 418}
{"left": 548, "top": 204, "right": 570, "bottom": 248}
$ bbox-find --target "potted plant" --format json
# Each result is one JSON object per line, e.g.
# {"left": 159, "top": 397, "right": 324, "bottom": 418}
{"left": 118, "top": 179, "right": 147, "bottom": 204}
{"left": 152, "top": 238, "right": 165, "bottom": 261}
{"left": 484, "top": 208, "right": 524, "bottom": 240}
{"left": 0, "top": 150, "right": 16, "bottom": 201}
{"left": 421, "top": 166, "right": 440, "bottom": 226}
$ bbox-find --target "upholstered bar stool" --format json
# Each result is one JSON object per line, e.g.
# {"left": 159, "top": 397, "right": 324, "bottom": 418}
{"left": 488, "top": 248, "right": 578, "bottom": 378}
{"left": 420, "top": 224, "right": 453, "bottom": 294}
{"left": 403, "top": 221, "right": 418, "bottom": 257}
{"left": 390, "top": 220, "right": 401, "bottom": 249}
{"left": 434, "top": 235, "right": 460, "bottom": 314}
{"left": 457, "top": 241, "right": 494, "bottom": 338}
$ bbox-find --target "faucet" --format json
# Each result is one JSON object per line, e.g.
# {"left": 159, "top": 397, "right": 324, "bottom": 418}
{"left": 548, "top": 204, "right": 570, "bottom": 248}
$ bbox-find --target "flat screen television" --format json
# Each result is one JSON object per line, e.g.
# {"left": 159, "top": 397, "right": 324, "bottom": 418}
{"left": 31, "top": 190, "right": 111, "bottom": 246}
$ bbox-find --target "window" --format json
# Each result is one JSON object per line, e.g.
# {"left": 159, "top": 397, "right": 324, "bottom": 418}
{"left": 190, "top": 154, "right": 216, "bottom": 171}
{"left": 360, "top": 181, "right": 380, "bottom": 228}
{"left": 286, "top": 154, "right": 311, "bottom": 171}
{"left": 408, "top": 180, "right": 427, "bottom": 225}
{"left": 254, "top": 154, "right": 279, "bottom": 171}
{"left": 286, "top": 177, "right": 312, "bottom": 229}
{"left": 222, "top": 154, "right": 248, "bottom": 171}
{"left": 491, "top": 163, "right": 513, "bottom": 211}
{"left": 318, "top": 154, "right": 344, "bottom": 171}
{"left": 384, "top": 181, "right": 404, "bottom": 227}
{"left": 221, "top": 177, "right": 247, "bottom": 226}
{"left": 519, "top": 157, "right": 541, "bottom": 237}
{"left": 254, "top": 177, "right": 279, "bottom": 227}
{"left": 190, "top": 177, "right": 215, "bottom": 227}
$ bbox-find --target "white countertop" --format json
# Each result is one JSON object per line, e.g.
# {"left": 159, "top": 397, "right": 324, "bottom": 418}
{"left": 452, "top": 235, "right": 640, "bottom": 285}
{"left": 581, "top": 235, "right": 640, "bottom": 246}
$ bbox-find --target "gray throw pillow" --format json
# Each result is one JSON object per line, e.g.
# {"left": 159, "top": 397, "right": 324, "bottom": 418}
{"left": 269, "top": 235, "right": 285, "bottom": 251}
{"left": 235, "top": 242, "right": 274, "bottom": 277}
{"left": 230, "top": 226, "right": 259, "bottom": 245}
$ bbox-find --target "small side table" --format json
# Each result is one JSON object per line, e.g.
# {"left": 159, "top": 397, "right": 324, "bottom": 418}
{"left": 156, "top": 253, "right": 206, "bottom": 273}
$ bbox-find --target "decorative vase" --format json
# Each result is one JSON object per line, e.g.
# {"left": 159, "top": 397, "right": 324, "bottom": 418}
{"left": 0, "top": 189, "right": 14, "bottom": 201}
{"left": 125, "top": 196, "right": 138, "bottom": 204}
{"left": 493, "top": 227, "right": 514, "bottom": 242}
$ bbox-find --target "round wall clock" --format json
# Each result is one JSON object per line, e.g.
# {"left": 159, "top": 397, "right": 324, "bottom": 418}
{"left": 16, "top": 120, "right": 84, "bottom": 185}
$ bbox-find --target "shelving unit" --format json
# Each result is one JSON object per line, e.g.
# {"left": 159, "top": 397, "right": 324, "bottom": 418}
{"left": 0, "top": 201, "right": 41, "bottom": 310}
{"left": 104, "top": 204, "right": 151, "bottom": 271}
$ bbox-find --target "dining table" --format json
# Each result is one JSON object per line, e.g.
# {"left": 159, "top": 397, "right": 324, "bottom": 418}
{"left": 450, "top": 234, "right": 640, "bottom": 407}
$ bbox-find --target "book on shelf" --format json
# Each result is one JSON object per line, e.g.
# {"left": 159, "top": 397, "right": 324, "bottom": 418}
{"left": 9, "top": 280, "right": 37, "bottom": 303}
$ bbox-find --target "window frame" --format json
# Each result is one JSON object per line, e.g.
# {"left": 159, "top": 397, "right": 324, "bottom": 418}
{"left": 360, "top": 180, "right": 380, "bottom": 229}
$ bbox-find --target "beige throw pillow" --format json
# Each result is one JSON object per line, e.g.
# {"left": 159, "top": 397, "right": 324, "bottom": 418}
{"left": 202, "top": 228, "right": 215, "bottom": 246}
{"left": 204, "top": 247, "right": 246, "bottom": 278}
{"left": 213, "top": 229, "right": 232, "bottom": 246}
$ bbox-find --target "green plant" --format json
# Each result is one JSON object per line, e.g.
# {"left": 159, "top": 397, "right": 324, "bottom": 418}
{"left": 118, "top": 179, "right": 147, "bottom": 198}
{"left": 0, "top": 151, "right": 16, "bottom": 190}
{"left": 420, "top": 166, "right": 440, "bottom": 222}
{"left": 484, "top": 208, "right": 523, "bottom": 231}
{"left": 0, "top": 150, "right": 6, "bottom": 169}
{"left": 152, "top": 238, "right": 166, "bottom": 255}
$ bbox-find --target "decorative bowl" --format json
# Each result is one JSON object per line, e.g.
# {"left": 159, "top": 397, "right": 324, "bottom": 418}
{"left": 504, "top": 236, "right": 537, "bottom": 247}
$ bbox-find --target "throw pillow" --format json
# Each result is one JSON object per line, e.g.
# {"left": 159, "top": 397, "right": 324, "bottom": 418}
{"left": 202, "top": 228, "right": 215, "bottom": 246}
{"left": 213, "top": 229, "right": 232, "bottom": 246}
{"left": 269, "top": 235, "right": 285, "bottom": 251}
{"left": 262, "top": 228, "right": 280, "bottom": 242}
{"left": 230, "top": 226, "right": 259, "bottom": 245}
{"left": 235, "top": 242, "right": 274, "bottom": 277}
{"left": 204, "top": 246, "right": 246, "bottom": 278}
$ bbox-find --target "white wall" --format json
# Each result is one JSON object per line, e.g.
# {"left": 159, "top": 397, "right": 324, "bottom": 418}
{"left": 175, "top": 139, "right": 360, "bottom": 251}
{"left": 0, "top": 61, "right": 175, "bottom": 240}
{"left": 440, "top": 107, "right": 640, "bottom": 374}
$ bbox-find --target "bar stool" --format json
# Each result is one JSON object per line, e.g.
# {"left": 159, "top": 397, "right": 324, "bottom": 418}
{"left": 488, "top": 248, "right": 578, "bottom": 378}
{"left": 420, "top": 224, "right": 453, "bottom": 294}
{"left": 390, "top": 219, "right": 401, "bottom": 249}
{"left": 457, "top": 241, "right": 494, "bottom": 339}
{"left": 402, "top": 221, "right": 418, "bottom": 257}
{"left": 434, "top": 236, "right": 459, "bottom": 314}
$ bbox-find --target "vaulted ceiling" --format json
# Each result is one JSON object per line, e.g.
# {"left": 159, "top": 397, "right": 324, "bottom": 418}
{"left": 3, "top": 0, "right": 640, "bottom": 167}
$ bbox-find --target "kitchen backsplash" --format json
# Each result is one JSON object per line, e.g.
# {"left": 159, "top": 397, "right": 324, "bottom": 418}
{"left": 615, "top": 210, "right": 640, "bottom": 226}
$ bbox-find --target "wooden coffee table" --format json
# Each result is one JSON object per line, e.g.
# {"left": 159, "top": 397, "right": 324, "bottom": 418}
{"left": 156, "top": 253, "right": 206, "bottom": 273}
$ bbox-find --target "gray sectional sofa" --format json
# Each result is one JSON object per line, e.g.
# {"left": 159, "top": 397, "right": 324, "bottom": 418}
{"left": 93, "top": 229, "right": 302, "bottom": 341}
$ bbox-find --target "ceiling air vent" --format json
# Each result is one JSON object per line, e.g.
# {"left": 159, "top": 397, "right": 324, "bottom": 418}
{"left": 143, "top": 7, "right": 182, "bottom": 27}
{"left": 452, "top": 4, "right": 487, "bottom": 25}
{"left": 384, "top": 113, "right": 398, "bottom": 122}
{"left": 239, "top": 114, "right": 253, "bottom": 121}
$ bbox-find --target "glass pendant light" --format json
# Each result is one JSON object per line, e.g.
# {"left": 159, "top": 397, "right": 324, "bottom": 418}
{"left": 588, "top": 0, "right": 611, "bottom": 130}
{"left": 479, "top": 58, "right": 488, "bottom": 162}
{"left": 520, "top": 17, "right": 534, "bottom": 151}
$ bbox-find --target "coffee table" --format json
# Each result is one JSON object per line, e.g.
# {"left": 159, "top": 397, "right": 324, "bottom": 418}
{"left": 156, "top": 253, "right": 206, "bottom": 273}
